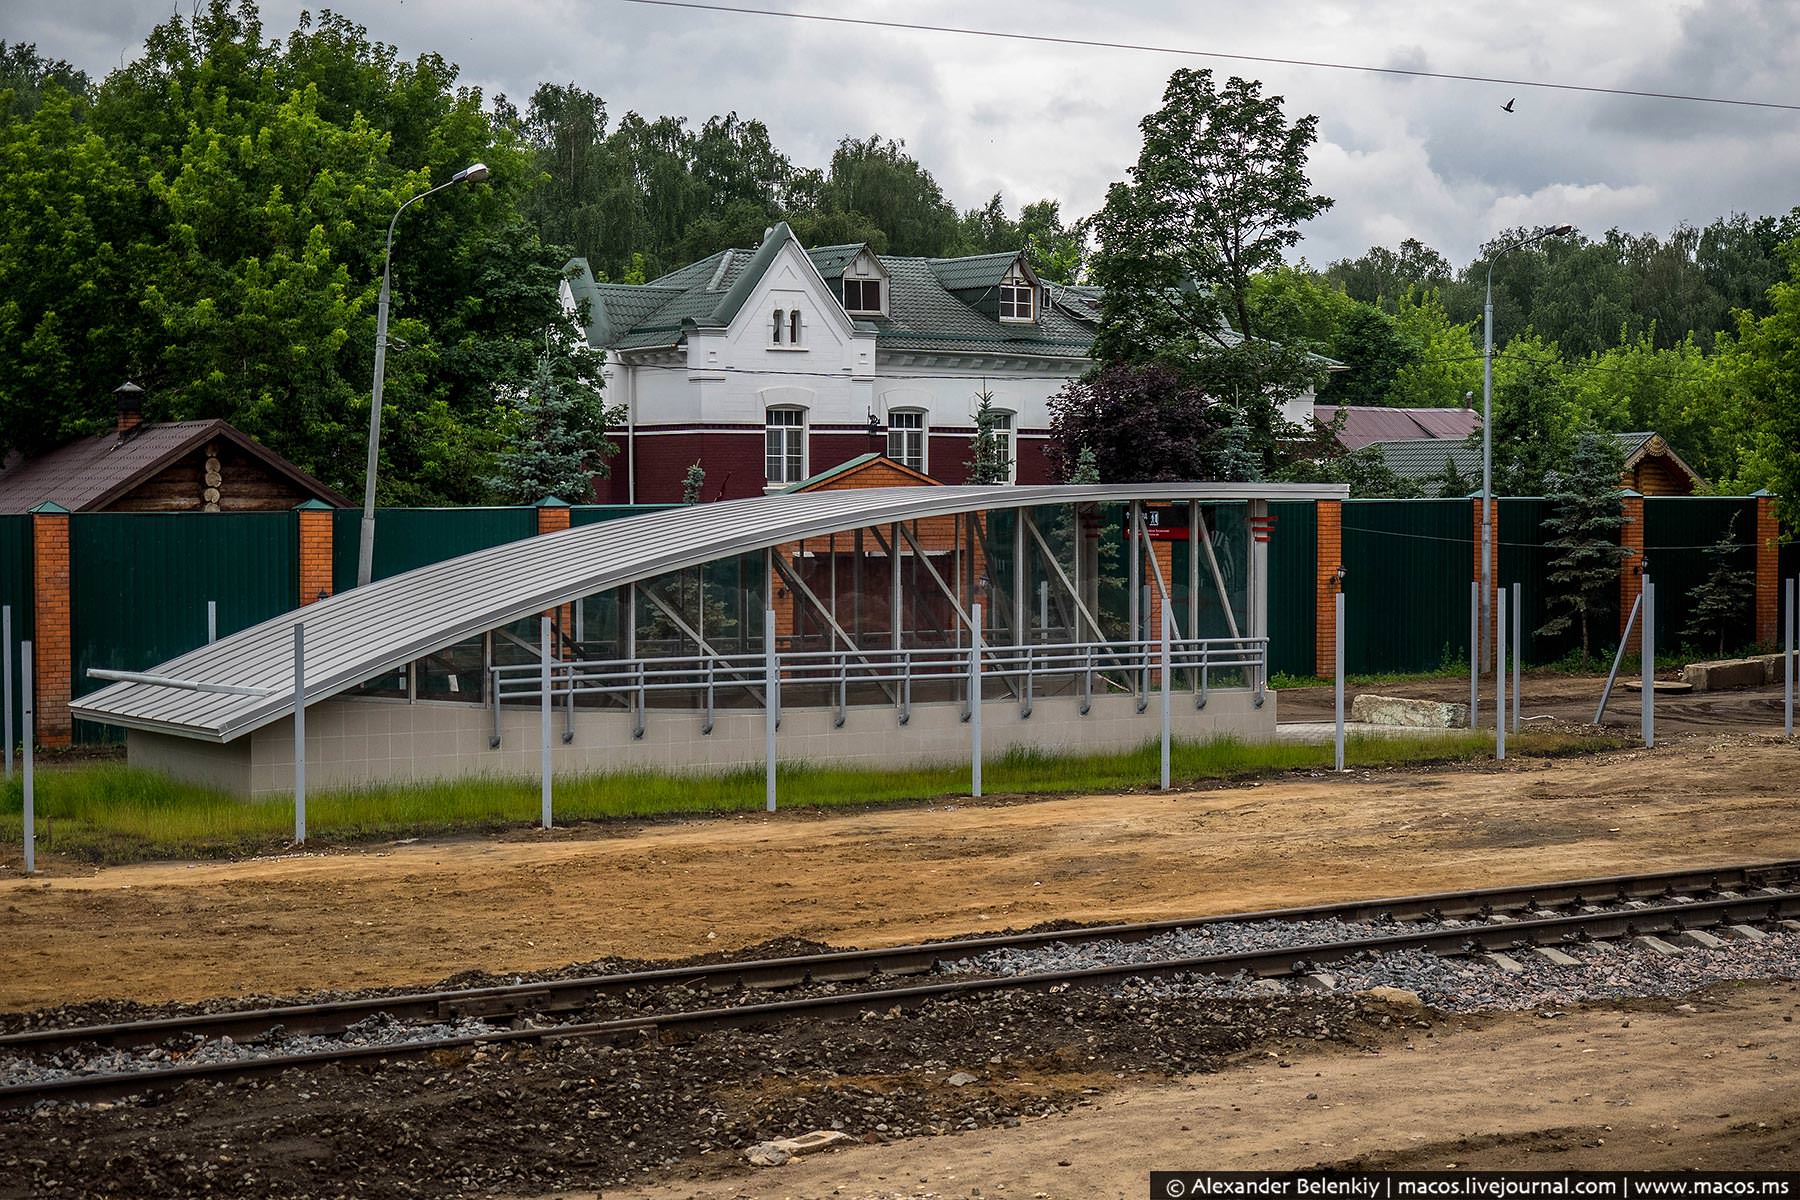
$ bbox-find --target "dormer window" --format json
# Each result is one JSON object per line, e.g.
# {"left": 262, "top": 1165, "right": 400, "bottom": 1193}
{"left": 840, "top": 246, "right": 890, "bottom": 317}
{"left": 999, "top": 283, "right": 1035, "bottom": 322}
{"left": 843, "top": 278, "right": 882, "bottom": 314}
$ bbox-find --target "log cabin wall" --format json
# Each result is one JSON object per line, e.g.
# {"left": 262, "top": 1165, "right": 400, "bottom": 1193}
{"left": 108, "top": 441, "right": 312, "bottom": 512}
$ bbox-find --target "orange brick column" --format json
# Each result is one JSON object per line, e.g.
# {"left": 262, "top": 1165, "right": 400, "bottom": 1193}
{"left": 1619, "top": 491, "right": 1645, "bottom": 653}
{"left": 1753, "top": 491, "right": 1779, "bottom": 647}
{"left": 296, "top": 501, "right": 334, "bottom": 606}
{"left": 29, "top": 502, "right": 73, "bottom": 747}
{"left": 1471, "top": 497, "right": 1500, "bottom": 658}
{"left": 1315, "top": 500, "right": 1342, "bottom": 678}
{"left": 535, "top": 498, "right": 574, "bottom": 643}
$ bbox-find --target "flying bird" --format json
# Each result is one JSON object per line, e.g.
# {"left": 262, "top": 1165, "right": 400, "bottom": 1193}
{"left": 1502, "top": 98, "right": 1516, "bottom": 112}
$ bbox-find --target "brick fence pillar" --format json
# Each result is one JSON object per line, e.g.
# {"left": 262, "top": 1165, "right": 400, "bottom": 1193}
{"left": 1754, "top": 491, "right": 1779, "bottom": 647}
{"left": 29, "top": 502, "right": 73, "bottom": 747}
{"left": 536, "top": 498, "right": 574, "bottom": 645}
{"left": 296, "top": 500, "right": 335, "bottom": 606}
{"left": 1315, "top": 499, "right": 1342, "bottom": 678}
{"left": 1619, "top": 491, "right": 1645, "bottom": 653}
{"left": 1469, "top": 496, "right": 1501, "bottom": 659}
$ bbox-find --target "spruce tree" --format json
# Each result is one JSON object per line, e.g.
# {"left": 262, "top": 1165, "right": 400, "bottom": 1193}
{"left": 490, "top": 333, "right": 619, "bottom": 503}
{"left": 681, "top": 461, "right": 706, "bottom": 505}
{"left": 1681, "top": 514, "right": 1754, "bottom": 655}
{"left": 967, "top": 389, "right": 1013, "bottom": 484}
{"left": 1538, "top": 432, "right": 1630, "bottom": 659}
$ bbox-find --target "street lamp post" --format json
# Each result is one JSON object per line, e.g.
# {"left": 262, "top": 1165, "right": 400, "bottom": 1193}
{"left": 357, "top": 162, "right": 491, "bottom": 588}
{"left": 1479, "top": 222, "right": 1574, "bottom": 671}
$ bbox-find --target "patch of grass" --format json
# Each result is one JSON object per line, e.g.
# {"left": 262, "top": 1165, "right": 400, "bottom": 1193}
{"left": 0, "top": 729, "right": 1622, "bottom": 867}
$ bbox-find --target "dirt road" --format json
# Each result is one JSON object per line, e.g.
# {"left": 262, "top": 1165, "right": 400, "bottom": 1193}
{"left": 604, "top": 982, "right": 1800, "bottom": 1199}
{"left": 2, "top": 730, "right": 1797, "bottom": 1010}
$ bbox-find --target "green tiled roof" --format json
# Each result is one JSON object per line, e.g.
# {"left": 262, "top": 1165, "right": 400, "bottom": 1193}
{"left": 1370, "top": 431, "right": 1665, "bottom": 483}
{"left": 576, "top": 226, "right": 1099, "bottom": 360}
{"left": 927, "top": 252, "right": 1021, "bottom": 292}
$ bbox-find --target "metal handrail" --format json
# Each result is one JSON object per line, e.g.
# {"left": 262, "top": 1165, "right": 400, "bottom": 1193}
{"left": 488, "top": 636, "right": 1268, "bottom": 706}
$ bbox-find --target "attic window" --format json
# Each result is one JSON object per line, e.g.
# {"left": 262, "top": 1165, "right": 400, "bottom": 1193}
{"left": 772, "top": 309, "right": 785, "bottom": 344}
{"left": 843, "top": 278, "right": 883, "bottom": 315}
{"left": 999, "top": 283, "right": 1035, "bottom": 323}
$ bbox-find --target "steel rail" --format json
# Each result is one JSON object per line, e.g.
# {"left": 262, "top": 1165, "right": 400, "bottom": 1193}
{"left": 4, "top": 884, "right": 1799, "bottom": 1109}
{"left": 3, "top": 858, "right": 1793, "bottom": 1059}
{"left": 4, "top": 859, "right": 1797, "bottom": 1059}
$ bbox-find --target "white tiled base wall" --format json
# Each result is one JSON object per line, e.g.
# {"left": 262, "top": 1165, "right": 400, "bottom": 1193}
{"left": 128, "top": 687, "right": 1278, "bottom": 798}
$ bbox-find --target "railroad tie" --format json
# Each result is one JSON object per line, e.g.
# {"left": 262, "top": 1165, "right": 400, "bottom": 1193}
{"left": 1723, "top": 924, "right": 1769, "bottom": 942}
{"left": 1531, "top": 947, "right": 1581, "bottom": 968}
{"left": 1672, "top": 929, "right": 1728, "bottom": 951}
{"left": 1634, "top": 935, "right": 1684, "bottom": 957}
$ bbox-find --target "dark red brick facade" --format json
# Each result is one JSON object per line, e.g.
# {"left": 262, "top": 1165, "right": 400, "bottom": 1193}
{"left": 599, "top": 424, "right": 1057, "bottom": 501}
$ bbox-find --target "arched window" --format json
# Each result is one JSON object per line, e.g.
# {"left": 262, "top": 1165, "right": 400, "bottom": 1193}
{"left": 886, "top": 410, "right": 926, "bottom": 471}
{"left": 789, "top": 310, "right": 802, "bottom": 345}
{"left": 765, "top": 407, "right": 807, "bottom": 484}
{"left": 771, "top": 309, "right": 785, "bottom": 344}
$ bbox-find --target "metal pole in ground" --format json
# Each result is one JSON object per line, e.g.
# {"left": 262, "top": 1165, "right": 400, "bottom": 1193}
{"left": 539, "top": 615, "right": 553, "bottom": 830}
{"left": 1334, "top": 588, "right": 1346, "bottom": 773}
{"left": 207, "top": 600, "right": 217, "bottom": 645}
{"left": 292, "top": 624, "right": 306, "bottom": 844}
{"left": 1641, "top": 577, "right": 1655, "bottom": 749}
{"left": 1511, "top": 581, "right": 1521, "bottom": 733}
{"left": 1469, "top": 580, "right": 1479, "bottom": 729}
{"left": 764, "top": 608, "right": 778, "bottom": 813}
{"left": 3, "top": 604, "right": 12, "bottom": 780}
{"left": 1160, "top": 606, "right": 1171, "bottom": 791}
{"left": 21, "top": 641, "right": 34, "bottom": 874}
{"left": 970, "top": 601, "right": 983, "bottom": 799}
{"left": 1495, "top": 587, "right": 1507, "bottom": 762}
{"left": 1778, "top": 575, "right": 1792, "bottom": 737}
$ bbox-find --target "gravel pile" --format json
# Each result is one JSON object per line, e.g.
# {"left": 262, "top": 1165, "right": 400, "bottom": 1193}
{"left": 950, "top": 922, "right": 1800, "bottom": 1011}
{"left": 0, "top": 1014, "right": 501, "bottom": 1091}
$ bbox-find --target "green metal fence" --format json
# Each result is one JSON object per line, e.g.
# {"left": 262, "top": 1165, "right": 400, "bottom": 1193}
{"left": 331, "top": 507, "right": 539, "bottom": 590}
{"left": 1496, "top": 497, "right": 1590, "bottom": 666}
{"left": 1267, "top": 501, "right": 1316, "bottom": 679}
{"left": 1644, "top": 496, "right": 1759, "bottom": 654}
{"left": 1, "top": 515, "right": 31, "bottom": 751}
{"left": 1341, "top": 499, "right": 1473, "bottom": 675}
{"left": 71, "top": 512, "right": 299, "bottom": 742}
{"left": 571, "top": 504, "right": 676, "bottom": 527}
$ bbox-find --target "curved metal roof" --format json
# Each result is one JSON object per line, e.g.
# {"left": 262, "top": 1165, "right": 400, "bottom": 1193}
{"left": 71, "top": 482, "right": 1346, "bottom": 742}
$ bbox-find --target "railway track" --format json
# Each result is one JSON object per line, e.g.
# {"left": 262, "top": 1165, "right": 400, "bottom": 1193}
{"left": 5, "top": 858, "right": 1799, "bottom": 1109}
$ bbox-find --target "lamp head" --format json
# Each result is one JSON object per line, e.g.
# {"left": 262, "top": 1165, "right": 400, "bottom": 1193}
{"left": 451, "top": 162, "right": 490, "bottom": 185}
{"left": 1548, "top": 223, "right": 1575, "bottom": 236}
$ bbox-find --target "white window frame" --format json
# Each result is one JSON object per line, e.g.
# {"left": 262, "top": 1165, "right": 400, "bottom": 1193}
{"left": 770, "top": 308, "right": 785, "bottom": 345}
{"left": 993, "top": 411, "right": 1016, "bottom": 483}
{"left": 789, "top": 309, "right": 803, "bottom": 345}
{"left": 886, "top": 409, "right": 927, "bottom": 473}
{"left": 998, "top": 284, "right": 1035, "bottom": 323}
{"left": 765, "top": 407, "right": 808, "bottom": 485}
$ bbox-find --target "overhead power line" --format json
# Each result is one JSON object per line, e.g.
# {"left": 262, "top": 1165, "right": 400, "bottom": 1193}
{"left": 620, "top": 0, "right": 1800, "bottom": 113}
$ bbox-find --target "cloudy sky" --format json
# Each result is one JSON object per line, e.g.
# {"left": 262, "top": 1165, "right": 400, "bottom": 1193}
{"left": 18, "top": 0, "right": 1799, "bottom": 265}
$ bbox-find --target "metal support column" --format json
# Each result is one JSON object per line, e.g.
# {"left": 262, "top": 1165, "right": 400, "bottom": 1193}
{"left": 293, "top": 624, "right": 306, "bottom": 845}
{"left": 1334, "top": 590, "right": 1346, "bottom": 773}
{"left": 3, "top": 604, "right": 12, "bottom": 780}
{"left": 1013, "top": 510, "right": 1027, "bottom": 647}
{"left": 1248, "top": 499, "right": 1269, "bottom": 705}
{"left": 1128, "top": 501, "right": 1142, "bottom": 682}
{"left": 539, "top": 615, "right": 553, "bottom": 830}
{"left": 970, "top": 602, "right": 983, "bottom": 798}
{"left": 764, "top": 608, "right": 778, "bottom": 812}
{"left": 1641, "top": 578, "right": 1655, "bottom": 748}
{"left": 1469, "top": 581, "right": 1480, "bottom": 728}
{"left": 1778, "top": 575, "right": 1792, "bottom": 737}
{"left": 207, "top": 600, "right": 217, "bottom": 644}
{"left": 1511, "top": 581, "right": 1521, "bottom": 733}
{"left": 1495, "top": 587, "right": 1507, "bottom": 761}
{"left": 20, "top": 641, "right": 33, "bottom": 874}
{"left": 1159, "top": 607, "right": 1171, "bottom": 791}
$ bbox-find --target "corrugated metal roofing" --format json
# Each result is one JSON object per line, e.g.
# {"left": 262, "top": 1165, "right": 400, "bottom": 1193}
{"left": 0, "top": 420, "right": 348, "bottom": 513}
{"left": 1368, "top": 438, "right": 1481, "bottom": 482}
{"left": 72, "top": 482, "right": 1347, "bottom": 743}
{"left": 1317, "top": 405, "right": 1481, "bottom": 450}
